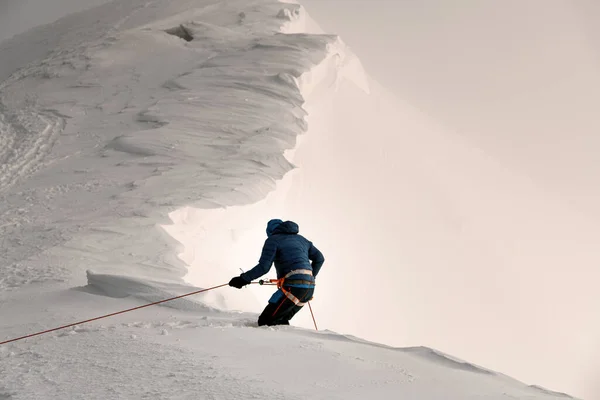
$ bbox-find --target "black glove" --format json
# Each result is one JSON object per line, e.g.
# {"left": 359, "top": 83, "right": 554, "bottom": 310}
{"left": 229, "top": 276, "right": 250, "bottom": 289}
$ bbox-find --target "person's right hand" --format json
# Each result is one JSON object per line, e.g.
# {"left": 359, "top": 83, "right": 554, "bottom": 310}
{"left": 228, "top": 276, "right": 250, "bottom": 289}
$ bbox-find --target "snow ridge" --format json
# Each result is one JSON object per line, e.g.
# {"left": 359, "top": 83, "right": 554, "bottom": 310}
{"left": 529, "top": 385, "right": 575, "bottom": 399}
{"left": 0, "top": 0, "right": 365, "bottom": 298}
{"left": 85, "top": 270, "right": 219, "bottom": 312}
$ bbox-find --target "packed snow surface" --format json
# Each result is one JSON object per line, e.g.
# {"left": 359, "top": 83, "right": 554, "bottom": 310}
{"left": 0, "top": 282, "right": 578, "bottom": 399}
{"left": 0, "top": 0, "right": 583, "bottom": 398}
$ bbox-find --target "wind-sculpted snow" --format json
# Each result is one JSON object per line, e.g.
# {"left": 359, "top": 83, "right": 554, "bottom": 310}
{"left": 0, "top": 0, "right": 360, "bottom": 294}
{"left": 84, "top": 270, "right": 218, "bottom": 312}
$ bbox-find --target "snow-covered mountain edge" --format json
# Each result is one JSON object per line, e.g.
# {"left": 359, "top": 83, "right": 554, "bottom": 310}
{"left": 0, "top": 0, "right": 579, "bottom": 398}
{"left": 0, "top": 0, "right": 361, "bottom": 293}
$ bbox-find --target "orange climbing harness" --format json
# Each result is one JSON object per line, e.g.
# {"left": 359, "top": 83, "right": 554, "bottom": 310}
{"left": 257, "top": 269, "right": 319, "bottom": 331}
{"left": 261, "top": 269, "right": 315, "bottom": 306}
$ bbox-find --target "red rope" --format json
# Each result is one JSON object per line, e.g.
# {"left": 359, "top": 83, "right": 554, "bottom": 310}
{"left": 308, "top": 301, "right": 318, "bottom": 331}
{"left": 0, "top": 283, "right": 229, "bottom": 346}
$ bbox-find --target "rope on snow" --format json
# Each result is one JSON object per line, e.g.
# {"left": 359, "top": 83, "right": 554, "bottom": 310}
{"left": 0, "top": 283, "right": 229, "bottom": 345}
{"left": 1, "top": 281, "right": 319, "bottom": 345}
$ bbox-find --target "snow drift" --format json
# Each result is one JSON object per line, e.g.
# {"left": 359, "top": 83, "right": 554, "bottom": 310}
{"left": 0, "top": 0, "right": 362, "bottom": 290}
{"left": 0, "top": 0, "right": 582, "bottom": 398}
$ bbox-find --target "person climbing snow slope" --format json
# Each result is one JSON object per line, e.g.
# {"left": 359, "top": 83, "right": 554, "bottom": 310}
{"left": 228, "top": 219, "right": 325, "bottom": 326}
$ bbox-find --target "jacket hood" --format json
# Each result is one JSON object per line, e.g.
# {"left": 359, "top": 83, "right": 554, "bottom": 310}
{"left": 266, "top": 219, "right": 299, "bottom": 236}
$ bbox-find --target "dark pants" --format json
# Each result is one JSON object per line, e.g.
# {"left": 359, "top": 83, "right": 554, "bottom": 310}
{"left": 257, "top": 286, "right": 315, "bottom": 326}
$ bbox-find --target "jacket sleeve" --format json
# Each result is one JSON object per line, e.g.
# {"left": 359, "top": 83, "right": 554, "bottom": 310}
{"left": 308, "top": 242, "right": 325, "bottom": 277}
{"left": 240, "top": 237, "right": 277, "bottom": 282}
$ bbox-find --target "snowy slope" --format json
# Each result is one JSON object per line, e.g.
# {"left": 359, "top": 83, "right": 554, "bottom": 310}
{"left": 0, "top": 0, "right": 582, "bottom": 399}
{"left": 0, "top": 282, "right": 577, "bottom": 400}
{"left": 0, "top": 0, "right": 345, "bottom": 289}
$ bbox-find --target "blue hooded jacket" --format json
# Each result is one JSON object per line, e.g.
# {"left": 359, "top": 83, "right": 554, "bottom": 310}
{"left": 240, "top": 219, "right": 325, "bottom": 283}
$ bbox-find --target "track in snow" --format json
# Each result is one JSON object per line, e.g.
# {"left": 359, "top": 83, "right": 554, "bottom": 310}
{"left": 0, "top": 101, "right": 64, "bottom": 192}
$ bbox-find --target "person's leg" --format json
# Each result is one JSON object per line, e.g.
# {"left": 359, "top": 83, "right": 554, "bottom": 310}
{"left": 276, "top": 286, "right": 314, "bottom": 324}
{"left": 274, "top": 304, "right": 303, "bottom": 325}
{"left": 257, "top": 297, "right": 295, "bottom": 326}
{"left": 257, "top": 287, "right": 314, "bottom": 326}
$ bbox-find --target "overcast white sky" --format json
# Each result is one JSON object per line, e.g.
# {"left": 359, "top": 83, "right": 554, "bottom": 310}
{"left": 301, "top": 0, "right": 600, "bottom": 223}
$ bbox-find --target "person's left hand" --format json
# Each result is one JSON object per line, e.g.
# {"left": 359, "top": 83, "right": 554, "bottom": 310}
{"left": 229, "top": 276, "right": 250, "bottom": 289}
